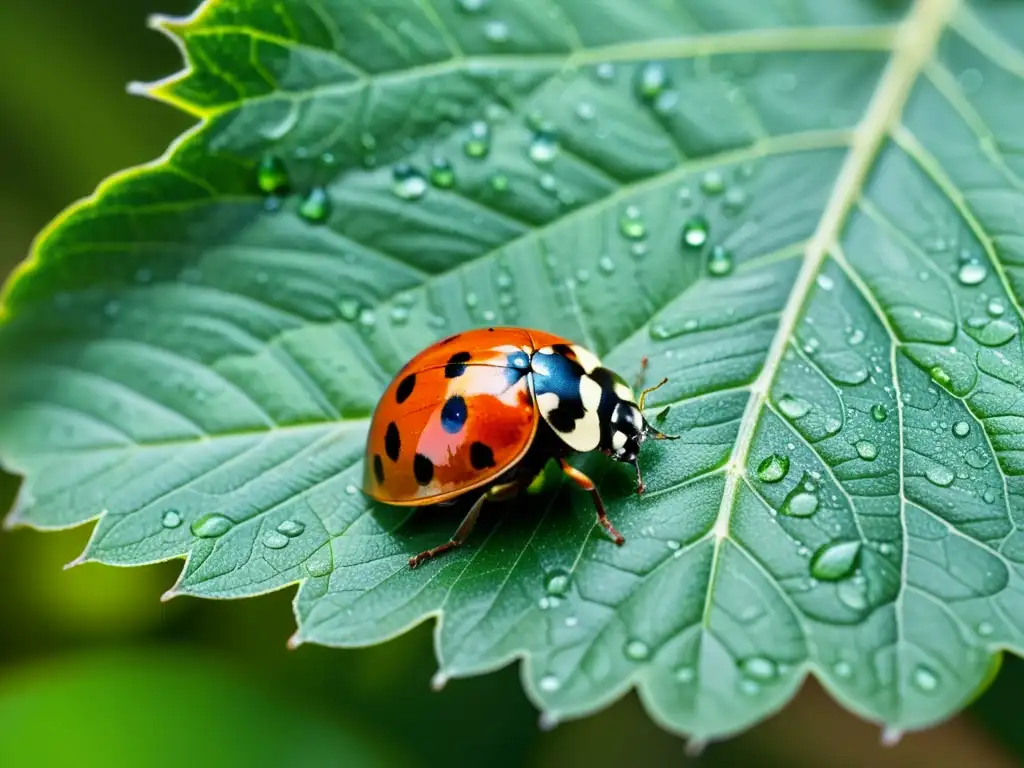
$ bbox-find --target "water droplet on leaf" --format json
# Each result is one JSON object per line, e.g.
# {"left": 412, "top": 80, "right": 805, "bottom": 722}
{"left": 298, "top": 187, "right": 331, "bottom": 223}
{"left": 277, "top": 519, "right": 305, "bottom": 537}
{"left": 757, "top": 454, "right": 790, "bottom": 483}
{"left": 699, "top": 170, "right": 725, "bottom": 196}
{"left": 782, "top": 487, "right": 819, "bottom": 517}
{"left": 429, "top": 157, "right": 455, "bottom": 188}
{"left": 957, "top": 261, "right": 987, "bottom": 285}
{"left": 191, "top": 514, "right": 234, "bottom": 538}
{"left": 741, "top": 657, "right": 778, "bottom": 681}
{"left": 680, "top": 215, "right": 710, "bottom": 249}
{"left": 161, "top": 510, "right": 182, "bottom": 529}
{"left": 912, "top": 664, "right": 938, "bottom": 692}
{"left": 777, "top": 394, "right": 811, "bottom": 420}
{"left": 484, "top": 19, "right": 509, "bottom": 43}
{"left": 392, "top": 164, "right": 428, "bottom": 200}
{"left": 545, "top": 570, "right": 571, "bottom": 596}
{"left": 539, "top": 675, "right": 560, "bottom": 693}
{"left": 952, "top": 421, "right": 970, "bottom": 438}
{"left": 624, "top": 639, "right": 650, "bottom": 661}
{"left": 528, "top": 130, "right": 560, "bottom": 164}
{"left": 855, "top": 440, "right": 878, "bottom": 461}
{"left": 706, "top": 246, "right": 733, "bottom": 276}
{"left": 464, "top": 120, "right": 491, "bottom": 158}
{"left": 925, "top": 465, "right": 955, "bottom": 487}
{"left": 871, "top": 404, "right": 888, "bottom": 422}
{"left": 263, "top": 532, "right": 289, "bottom": 549}
{"left": 619, "top": 205, "right": 646, "bottom": 240}
{"left": 810, "top": 541, "right": 861, "bottom": 580}
{"left": 634, "top": 62, "right": 669, "bottom": 101}
{"left": 257, "top": 153, "right": 289, "bottom": 194}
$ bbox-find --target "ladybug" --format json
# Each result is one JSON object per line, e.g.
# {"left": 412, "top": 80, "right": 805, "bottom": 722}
{"left": 363, "top": 327, "right": 677, "bottom": 568}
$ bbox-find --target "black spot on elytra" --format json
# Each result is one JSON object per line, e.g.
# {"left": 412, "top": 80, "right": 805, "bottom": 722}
{"left": 373, "top": 454, "right": 385, "bottom": 484}
{"left": 395, "top": 374, "right": 416, "bottom": 404}
{"left": 445, "top": 351, "right": 472, "bottom": 378}
{"left": 441, "top": 395, "right": 468, "bottom": 433}
{"left": 552, "top": 343, "right": 575, "bottom": 359}
{"left": 469, "top": 441, "right": 496, "bottom": 470}
{"left": 548, "top": 399, "right": 584, "bottom": 433}
{"left": 385, "top": 422, "right": 401, "bottom": 461}
{"left": 413, "top": 453, "right": 434, "bottom": 485}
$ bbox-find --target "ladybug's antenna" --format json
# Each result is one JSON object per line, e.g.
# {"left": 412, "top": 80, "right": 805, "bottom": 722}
{"left": 637, "top": 377, "right": 669, "bottom": 410}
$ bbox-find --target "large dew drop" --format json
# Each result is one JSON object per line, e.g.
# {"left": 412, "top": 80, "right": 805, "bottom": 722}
{"left": 810, "top": 541, "right": 861, "bottom": 581}
{"left": 257, "top": 153, "right": 289, "bottom": 194}
{"left": 298, "top": 187, "right": 331, "bottom": 223}
{"left": 756, "top": 454, "right": 790, "bottom": 483}
{"left": 619, "top": 205, "right": 646, "bottom": 240}
{"left": 392, "top": 164, "right": 428, "bottom": 200}
{"left": 190, "top": 513, "right": 234, "bottom": 538}
{"left": 777, "top": 394, "right": 811, "bottom": 420}
{"left": 680, "top": 215, "right": 710, "bottom": 250}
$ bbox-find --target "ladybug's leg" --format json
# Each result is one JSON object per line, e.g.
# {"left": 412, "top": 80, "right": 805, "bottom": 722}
{"left": 408, "top": 480, "right": 522, "bottom": 569}
{"left": 558, "top": 459, "right": 625, "bottom": 546}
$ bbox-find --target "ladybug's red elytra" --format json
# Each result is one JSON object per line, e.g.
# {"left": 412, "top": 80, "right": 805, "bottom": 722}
{"left": 363, "top": 327, "right": 677, "bottom": 568}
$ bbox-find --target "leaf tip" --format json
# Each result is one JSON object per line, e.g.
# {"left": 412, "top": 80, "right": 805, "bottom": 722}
{"left": 286, "top": 631, "right": 303, "bottom": 650}
{"left": 684, "top": 738, "right": 709, "bottom": 758}
{"left": 63, "top": 553, "right": 90, "bottom": 571}
{"left": 160, "top": 588, "right": 180, "bottom": 603}
{"left": 880, "top": 726, "right": 904, "bottom": 748}
{"left": 126, "top": 80, "right": 154, "bottom": 98}
{"left": 429, "top": 670, "right": 449, "bottom": 692}
{"left": 537, "top": 712, "right": 559, "bottom": 732}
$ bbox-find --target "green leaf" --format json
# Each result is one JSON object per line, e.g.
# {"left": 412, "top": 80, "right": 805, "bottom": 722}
{"left": 1, "top": 0, "right": 1021, "bottom": 743}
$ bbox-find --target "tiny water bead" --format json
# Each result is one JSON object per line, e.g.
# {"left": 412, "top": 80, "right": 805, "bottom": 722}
{"left": 340, "top": 299, "right": 361, "bottom": 322}
{"left": 618, "top": 205, "right": 646, "bottom": 240}
{"left": 675, "top": 667, "right": 695, "bottom": 683}
{"left": 777, "top": 394, "right": 811, "bottom": 420}
{"left": 925, "top": 465, "right": 955, "bottom": 487}
{"left": 757, "top": 453, "right": 790, "bottom": 483}
{"left": 810, "top": 541, "right": 861, "bottom": 581}
{"left": 539, "top": 675, "right": 561, "bottom": 693}
{"left": 257, "top": 153, "right": 289, "bottom": 194}
{"left": 484, "top": 19, "right": 510, "bottom": 43}
{"left": 952, "top": 421, "right": 971, "bottom": 438}
{"left": 277, "top": 519, "right": 306, "bottom": 537}
{"left": 263, "top": 531, "right": 290, "bottom": 549}
{"left": 988, "top": 297, "right": 1006, "bottom": 316}
{"left": 912, "top": 664, "right": 939, "bottom": 692}
{"left": 545, "top": 570, "right": 571, "bottom": 596}
{"left": 680, "top": 215, "right": 710, "bottom": 249}
{"left": 305, "top": 555, "right": 332, "bottom": 577}
{"left": 624, "top": 639, "right": 651, "bottom": 661}
{"left": 740, "top": 656, "right": 778, "bottom": 681}
{"left": 429, "top": 157, "right": 455, "bottom": 188}
{"left": 392, "top": 164, "right": 428, "bottom": 200}
{"left": 161, "top": 510, "right": 182, "bottom": 529}
{"left": 598, "top": 256, "right": 615, "bottom": 275}
{"left": 575, "top": 101, "right": 596, "bottom": 121}
{"left": 957, "top": 261, "right": 988, "bottom": 286}
{"left": 854, "top": 440, "right": 878, "bottom": 461}
{"left": 190, "top": 513, "right": 234, "bottom": 538}
{"left": 816, "top": 274, "right": 835, "bottom": 291}
{"left": 298, "top": 187, "right": 331, "bottom": 223}
{"left": 977, "top": 621, "right": 995, "bottom": 637}
{"left": 490, "top": 173, "right": 509, "bottom": 192}
{"left": 722, "top": 187, "right": 748, "bottom": 215}
{"left": 345, "top": 483, "right": 359, "bottom": 495}
{"left": 528, "top": 130, "right": 560, "bottom": 164}
{"left": 833, "top": 660, "right": 853, "bottom": 679}
{"left": 706, "top": 246, "right": 733, "bottom": 277}
{"left": 782, "top": 486, "right": 819, "bottom": 517}
{"left": 464, "top": 120, "right": 491, "bottom": 158}
{"left": 456, "top": 0, "right": 488, "bottom": 11}
{"left": 634, "top": 61, "right": 670, "bottom": 101}
{"left": 699, "top": 170, "right": 725, "bottom": 196}
{"left": 871, "top": 404, "right": 888, "bottom": 422}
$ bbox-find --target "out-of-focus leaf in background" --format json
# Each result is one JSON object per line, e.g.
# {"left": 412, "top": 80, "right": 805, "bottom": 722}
{"left": 2, "top": 0, "right": 1024, "bottom": 765}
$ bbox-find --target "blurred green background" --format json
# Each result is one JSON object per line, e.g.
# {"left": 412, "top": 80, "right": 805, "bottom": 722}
{"left": 0, "top": 1, "right": 1022, "bottom": 766}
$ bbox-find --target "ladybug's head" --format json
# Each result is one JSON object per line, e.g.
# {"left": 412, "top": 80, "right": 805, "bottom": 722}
{"left": 605, "top": 377, "right": 679, "bottom": 493}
